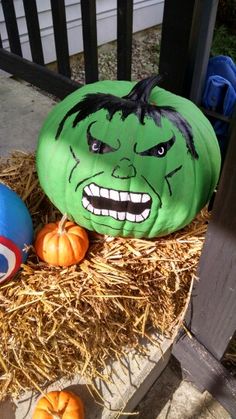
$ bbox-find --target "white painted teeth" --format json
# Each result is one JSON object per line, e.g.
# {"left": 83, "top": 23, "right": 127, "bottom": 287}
{"left": 81, "top": 207, "right": 150, "bottom": 222}
{"left": 100, "top": 188, "right": 109, "bottom": 199}
{"left": 102, "top": 209, "right": 109, "bottom": 216}
{"left": 120, "top": 192, "right": 130, "bottom": 201}
{"left": 142, "top": 209, "right": 150, "bottom": 219}
{"left": 135, "top": 214, "right": 144, "bottom": 222}
{"left": 141, "top": 194, "right": 150, "bottom": 203}
{"left": 130, "top": 193, "right": 141, "bottom": 203}
{"left": 90, "top": 183, "right": 99, "bottom": 196}
{"left": 82, "top": 197, "right": 89, "bottom": 208}
{"left": 87, "top": 204, "right": 93, "bottom": 213}
{"left": 126, "top": 213, "right": 136, "bottom": 222}
{"left": 110, "top": 190, "right": 119, "bottom": 201}
{"left": 118, "top": 212, "right": 126, "bottom": 221}
{"left": 84, "top": 183, "right": 151, "bottom": 204}
{"left": 84, "top": 185, "right": 92, "bottom": 196}
{"left": 93, "top": 208, "right": 101, "bottom": 215}
{"left": 82, "top": 183, "right": 151, "bottom": 222}
{"left": 107, "top": 210, "right": 149, "bottom": 222}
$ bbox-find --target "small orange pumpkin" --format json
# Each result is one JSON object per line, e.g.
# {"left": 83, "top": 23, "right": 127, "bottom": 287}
{"left": 34, "top": 214, "right": 89, "bottom": 267}
{"left": 32, "top": 390, "right": 84, "bottom": 419}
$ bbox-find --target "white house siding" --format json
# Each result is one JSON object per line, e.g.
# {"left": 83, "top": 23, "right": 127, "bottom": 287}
{"left": 0, "top": 0, "right": 164, "bottom": 64}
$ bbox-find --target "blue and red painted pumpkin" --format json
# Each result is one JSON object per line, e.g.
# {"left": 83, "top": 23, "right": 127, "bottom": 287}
{"left": 0, "top": 184, "right": 33, "bottom": 283}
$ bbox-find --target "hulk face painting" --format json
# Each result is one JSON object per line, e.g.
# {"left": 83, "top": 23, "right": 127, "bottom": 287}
{"left": 36, "top": 76, "right": 221, "bottom": 238}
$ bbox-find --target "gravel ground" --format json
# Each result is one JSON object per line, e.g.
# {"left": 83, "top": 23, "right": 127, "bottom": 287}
{"left": 70, "top": 26, "right": 161, "bottom": 83}
{"left": 31, "top": 26, "right": 161, "bottom": 101}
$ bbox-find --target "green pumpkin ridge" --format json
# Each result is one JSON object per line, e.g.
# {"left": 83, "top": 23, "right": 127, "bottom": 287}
{"left": 36, "top": 75, "right": 221, "bottom": 239}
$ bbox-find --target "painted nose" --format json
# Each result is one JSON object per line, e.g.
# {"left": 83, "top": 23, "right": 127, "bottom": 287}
{"left": 112, "top": 158, "right": 136, "bottom": 179}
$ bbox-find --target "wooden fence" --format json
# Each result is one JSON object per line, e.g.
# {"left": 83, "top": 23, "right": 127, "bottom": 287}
{"left": 0, "top": 0, "right": 236, "bottom": 416}
{"left": 0, "top": 0, "right": 133, "bottom": 97}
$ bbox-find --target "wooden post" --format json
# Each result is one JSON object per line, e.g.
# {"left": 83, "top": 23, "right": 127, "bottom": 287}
{"left": 159, "top": 0, "right": 218, "bottom": 103}
{"left": 117, "top": 0, "right": 133, "bottom": 80}
{"left": 173, "top": 334, "right": 236, "bottom": 417}
{"left": 188, "top": 115, "right": 236, "bottom": 361}
{"left": 80, "top": 0, "right": 99, "bottom": 83}
{"left": 159, "top": 0, "right": 196, "bottom": 95}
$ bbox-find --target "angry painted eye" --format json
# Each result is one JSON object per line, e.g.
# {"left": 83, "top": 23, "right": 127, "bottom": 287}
{"left": 157, "top": 146, "right": 165, "bottom": 156}
{"left": 87, "top": 121, "right": 119, "bottom": 154}
{"left": 134, "top": 135, "right": 176, "bottom": 158}
{"left": 88, "top": 138, "right": 116, "bottom": 154}
{"left": 91, "top": 141, "right": 100, "bottom": 152}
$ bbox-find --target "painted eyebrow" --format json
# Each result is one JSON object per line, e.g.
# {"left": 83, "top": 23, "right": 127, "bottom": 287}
{"left": 134, "top": 135, "right": 176, "bottom": 156}
{"left": 86, "top": 121, "right": 121, "bottom": 149}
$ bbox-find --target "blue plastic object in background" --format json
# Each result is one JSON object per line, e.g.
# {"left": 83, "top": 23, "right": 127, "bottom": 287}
{"left": 206, "top": 55, "right": 236, "bottom": 87}
{"left": 202, "top": 55, "right": 236, "bottom": 158}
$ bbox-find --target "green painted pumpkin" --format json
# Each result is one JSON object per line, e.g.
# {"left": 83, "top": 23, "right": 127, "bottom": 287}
{"left": 36, "top": 76, "right": 221, "bottom": 239}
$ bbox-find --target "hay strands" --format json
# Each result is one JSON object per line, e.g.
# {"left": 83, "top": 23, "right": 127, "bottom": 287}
{"left": 0, "top": 152, "right": 209, "bottom": 401}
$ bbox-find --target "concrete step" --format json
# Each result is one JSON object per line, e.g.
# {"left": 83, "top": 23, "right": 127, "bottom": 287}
{"left": 0, "top": 75, "right": 56, "bottom": 156}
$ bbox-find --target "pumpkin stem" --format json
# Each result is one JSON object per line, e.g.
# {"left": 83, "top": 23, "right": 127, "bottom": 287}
{"left": 123, "top": 74, "right": 163, "bottom": 103}
{"left": 58, "top": 213, "right": 68, "bottom": 234}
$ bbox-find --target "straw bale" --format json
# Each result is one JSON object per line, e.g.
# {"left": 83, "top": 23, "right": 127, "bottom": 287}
{"left": 0, "top": 152, "right": 210, "bottom": 399}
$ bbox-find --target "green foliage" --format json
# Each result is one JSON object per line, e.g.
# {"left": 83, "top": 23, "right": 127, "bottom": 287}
{"left": 211, "top": 25, "right": 236, "bottom": 62}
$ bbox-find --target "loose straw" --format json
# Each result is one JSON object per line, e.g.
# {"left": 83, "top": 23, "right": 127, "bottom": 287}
{"left": 0, "top": 152, "right": 209, "bottom": 401}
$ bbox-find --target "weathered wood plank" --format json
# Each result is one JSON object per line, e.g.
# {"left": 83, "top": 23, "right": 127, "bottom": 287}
{"left": 173, "top": 333, "right": 236, "bottom": 418}
{"left": 80, "top": 0, "right": 98, "bottom": 83}
{"left": 23, "top": 0, "right": 44, "bottom": 65}
{"left": 159, "top": 0, "right": 218, "bottom": 102}
{"left": 1, "top": 0, "right": 22, "bottom": 56}
{"left": 189, "top": 114, "right": 236, "bottom": 360}
{"left": 159, "top": 0, "right": 196, "bottom": 95}
{"left": 0, "top": 49, "right": 80, "bottom": 99}
{"left": 186, "top": 0, "right": 219, "bottom": 104}
{"left": 50, "top": 0, "right": 71, "bottom": 77}
{"left": 117, "top": 0, "right": 133, "bottom": 80}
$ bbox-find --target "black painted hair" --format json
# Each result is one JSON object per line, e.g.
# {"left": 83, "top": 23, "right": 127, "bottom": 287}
{"left": 55, "top": 75, "right": 198, "bottom": 159}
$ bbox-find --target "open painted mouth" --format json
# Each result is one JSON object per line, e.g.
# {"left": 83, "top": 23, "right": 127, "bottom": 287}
{"left": 82, "top": 183, "right": 152, "bottom": 222}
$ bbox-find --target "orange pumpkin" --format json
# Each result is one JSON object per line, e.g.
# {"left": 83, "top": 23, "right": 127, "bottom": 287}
{"left": 34, "top": 214, "right": 89, "bottom": 267}
{"left": 32, "top": 390, "right": 84, "bottom": 419}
